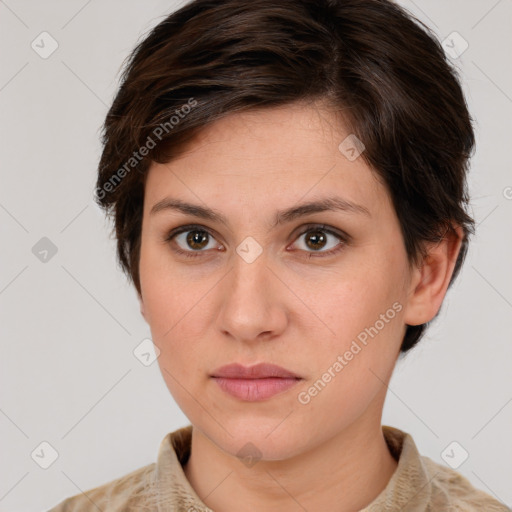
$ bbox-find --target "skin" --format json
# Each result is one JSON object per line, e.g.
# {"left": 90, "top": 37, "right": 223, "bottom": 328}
{"left": 138, "top": 101, "right": 462, "bottom": 512}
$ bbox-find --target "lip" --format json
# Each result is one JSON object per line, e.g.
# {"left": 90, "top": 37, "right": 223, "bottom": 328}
{"left": 210, "top": 363, "right": 301, "bottom": 379}
{"left": 210, "top": 363, "right": 303, "bottom": 402}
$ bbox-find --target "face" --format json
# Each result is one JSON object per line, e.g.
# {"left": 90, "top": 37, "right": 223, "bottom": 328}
{"left": 138, "top": 102, "right": 413, "bottom": 461}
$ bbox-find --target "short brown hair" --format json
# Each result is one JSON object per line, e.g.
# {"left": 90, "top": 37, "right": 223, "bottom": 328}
{"left": 95, "top": 0, "right": 475, "bottom": 353}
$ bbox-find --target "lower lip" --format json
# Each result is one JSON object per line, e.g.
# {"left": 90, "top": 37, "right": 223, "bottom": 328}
{"left": 212, "top": 377, "right": 301, "bottom": 401}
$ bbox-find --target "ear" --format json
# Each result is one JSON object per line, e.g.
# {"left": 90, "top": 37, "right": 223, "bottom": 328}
{"left": 403, "top": 225, "right": 464, "bottom": 326}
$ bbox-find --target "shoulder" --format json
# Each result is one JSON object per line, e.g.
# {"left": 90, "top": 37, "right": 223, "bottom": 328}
{"left": 47, "top": 462, "right": 157, "bottom": 512}
{"left": 379, "top": 426, "right": 509, "bottom": 511}
{"left": 421, "top": 456, "right": 510, "bottom": 511}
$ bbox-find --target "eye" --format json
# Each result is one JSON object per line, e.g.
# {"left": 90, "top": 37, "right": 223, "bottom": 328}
{"left": 289, "top": 224, "right": 348, "bottom": 258}
{"left": 164, "top": 224, "right": 222, "bottom": 258}
{"left": 163, "top": 223, "right": 349, "bottom": 259}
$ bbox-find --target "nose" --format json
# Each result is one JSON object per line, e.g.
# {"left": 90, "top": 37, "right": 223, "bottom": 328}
{"left": 216, "top": 251, "right": 288, "bottom": 344}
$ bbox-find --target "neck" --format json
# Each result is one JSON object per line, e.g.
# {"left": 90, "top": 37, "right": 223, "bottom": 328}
{"left": 183, "top": 398, "right": 398, "bottom": 512}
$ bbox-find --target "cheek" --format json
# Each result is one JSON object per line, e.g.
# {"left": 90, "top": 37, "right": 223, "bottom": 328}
{"left": 141, "top": 267, "right": 206, "bottom": 405}
{"left": 314, "top": 249, "right": 407, "bottom": 383}
{"left": 323, "top": 254, "right": 405, "bottom": 337}
{"left": 141, "top": 275, "right": 202, "bottom": 353}
{"left": 297, "top": 282, "right": 405, "bottom": 430}
{"left": 139, "top": 240, "right": 196, "bottom": 348}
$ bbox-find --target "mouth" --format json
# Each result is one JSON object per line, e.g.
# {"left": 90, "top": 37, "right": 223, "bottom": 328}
{"left": 210, "top": 362, "right": 302, "bottom": 379}
{"left": 210, "top": 363, "right": 303, "bottom": 401}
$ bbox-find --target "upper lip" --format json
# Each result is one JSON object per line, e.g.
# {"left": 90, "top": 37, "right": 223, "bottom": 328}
{"left": 210, "top": 363, "right": 301, "bottom": 379}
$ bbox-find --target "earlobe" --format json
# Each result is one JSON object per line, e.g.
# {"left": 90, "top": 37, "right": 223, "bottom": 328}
{"left": 403, "top": 225, "right": 464, "bottom": 327}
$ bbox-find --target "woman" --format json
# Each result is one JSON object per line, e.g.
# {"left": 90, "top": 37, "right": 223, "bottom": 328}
{"left": 48, "top": 0, "right": 508, "bottom": 510}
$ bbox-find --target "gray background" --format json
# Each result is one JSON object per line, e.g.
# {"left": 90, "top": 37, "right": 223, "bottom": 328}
{"left": 1, "top": 1, "right": 511, "bottom": 510}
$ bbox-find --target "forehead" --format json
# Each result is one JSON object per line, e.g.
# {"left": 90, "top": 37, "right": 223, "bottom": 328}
{"left": 167, "top": 102, "right": 347, "bottom": 168}
{"left": 143, "top": 103, "right": 388, "bottom": 221}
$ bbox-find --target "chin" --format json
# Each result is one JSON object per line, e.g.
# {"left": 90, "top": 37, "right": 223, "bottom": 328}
{"left": 202, "top": 420, "right": 309, "bottom": 463}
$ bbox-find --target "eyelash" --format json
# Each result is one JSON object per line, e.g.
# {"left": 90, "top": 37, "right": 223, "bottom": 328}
{"left": 163, "top": 223, "right": 349, "bottom": 260}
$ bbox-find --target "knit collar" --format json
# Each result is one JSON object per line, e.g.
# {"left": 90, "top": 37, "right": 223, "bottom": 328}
{"left": 154, "top": 424, "right": 432, "bottom": 512}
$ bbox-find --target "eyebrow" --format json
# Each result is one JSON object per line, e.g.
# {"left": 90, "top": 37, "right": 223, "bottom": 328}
{"left": 150, "top": 196, "right": 371, "bottom": 228}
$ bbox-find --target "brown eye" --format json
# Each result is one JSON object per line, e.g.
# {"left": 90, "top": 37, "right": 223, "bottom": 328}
{"left": 303, "top": 229, "right": 329, "bottom": 251}
{"left": 164, "top": 223, "right": 348, "bottom": 260}
{"left": 164, "top": 225, "right": 222, "bottom": 258}
{"left": 291, "top": 224, "right": 348, "bottom": 258}
{"left": 184, "top": 230, "right": 210, "bottom": 250}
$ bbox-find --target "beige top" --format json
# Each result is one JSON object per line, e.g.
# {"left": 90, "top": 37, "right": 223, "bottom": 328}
{"left": 48, "top": 424, "right": 509, "bottom": 511}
